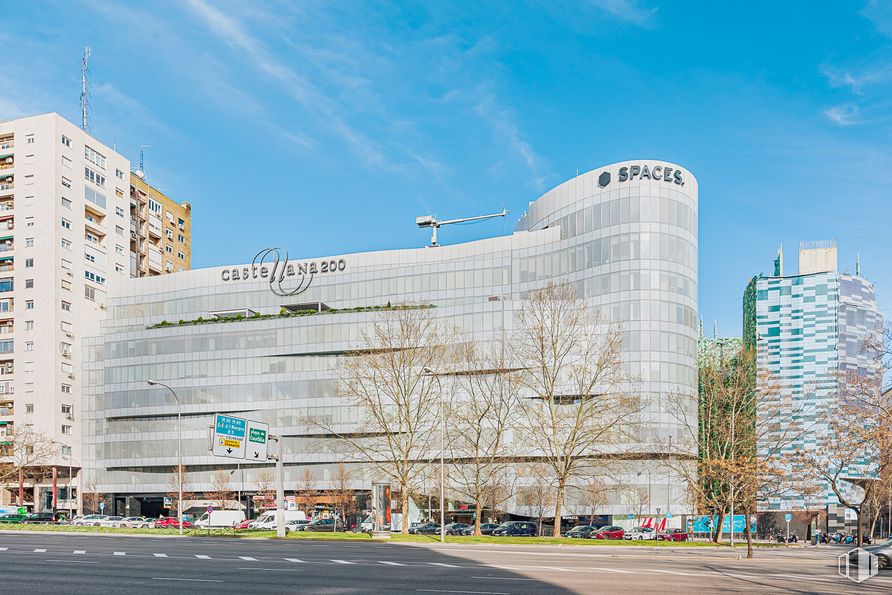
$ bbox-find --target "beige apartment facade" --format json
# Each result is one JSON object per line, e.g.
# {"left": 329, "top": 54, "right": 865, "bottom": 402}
{"left": 130, "top": 172, "right": 191, "bottom": 277}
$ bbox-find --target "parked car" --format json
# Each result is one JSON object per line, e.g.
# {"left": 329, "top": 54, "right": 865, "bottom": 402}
{"left": 73, "top": 514, "right": 107, "bottom": 527}
{"left": 443, "top": 523, "right": 471, "bottom": 535}
{"left": 119, "top": 516, "right": 152, "bottom": 528}
{"left": 492, "top": 521, "right": 537, "bottom": 537}
{"left": 624, "top": 526, "right": 657, "bottom": 540}
{"left": 233, "top": 519, "right": 253, "bottom": 530}
{"left": 461, "top": 523, "right": 501, "bottom": 536}
{"left": 153, "top": 516, "right": 194, "bottom": 529}
{"left": 591, "top": 525, "right": 625, "bottom": 540}
{"left": 304, "top": 518, "right": 344, "bottom": 532}
{"left": 0, "top": 513, "right": 27, "bottom": 524}
{"left": 95, "top": 516, "right": 125, "bottom": 527}
{"left": 851, "top": 537, "right": 892, "bottom": 570}
{"left": 657, "top": 528, "right": 688, "bottom": 542}
{"left": 410, "top": 522, "right": 441, "bottom": 535}
{"left": 21, "top": 512, "right": 65, "bottom": 525}
{"left": 284, "top": 519, "right": 311, "bottom": 533}
{"left": 565, "top": 525, "right": 597, "bottom": 538}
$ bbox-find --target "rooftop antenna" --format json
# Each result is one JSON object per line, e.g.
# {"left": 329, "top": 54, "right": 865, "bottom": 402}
{"left": 136, "top": 145, "right": 150, "bottom": 179}
{"left": 81, "top": 47, "right": 91, "bottom": 132}
{"left": 856, "top": 253, "right": 861, "bottom": 276}
{"left": 416, "top": 209, "right": 508, "bottom": 247}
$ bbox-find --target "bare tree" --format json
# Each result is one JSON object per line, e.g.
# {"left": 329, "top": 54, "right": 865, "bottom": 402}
{"left": 295, "top": 467, "right": 319, "bottom": 516}
{"left": 514, "top": 283, "right": 636, "bottom": 537}
{"left": 207, "top": 469, "right": 235, "bottom": 510}
{"left": 448, "top": 340, "right": 521, "bottom": 535}
{"left": 0, "top": 425, "right": 60, "bottom": 485}
{"left": 309, "top": 306, "right": 447, "bottom": 534}
{"left": 165, "top": 465, "right": 194, "bottom": 516}
{"left": 254, "top": 468, "right": 276, "bottom": 513}
{"left": 331, "top": 463, "right": 356, "bottom": 527}
{"left": 83, "top": 479, "right": 102, "bottom": 514}
{"left": 517, "top": 464, "right": 554, "bottom": 536}
{"left": 578, "top": 478, "right": 609, "bottom": 525}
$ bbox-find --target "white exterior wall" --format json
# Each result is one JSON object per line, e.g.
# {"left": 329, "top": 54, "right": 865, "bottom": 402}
{"left": 0, "top": 114, "right": 131, "bottom": 502}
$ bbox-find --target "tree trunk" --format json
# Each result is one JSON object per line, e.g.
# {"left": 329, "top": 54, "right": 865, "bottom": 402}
{"left": 401, "top": 484, "right": 410, "bottom": 535}
{"left": 713, "top": 509, "right": 726, "bottom": 543}
{"left": 474, "top": 498, "right": 483, "bottom": 536}
{"left": 855, "top": 510, "right": 862, "bottom": 546}
{"left": 869, "top": 509, "right": 880, "bottom": 542}
{"left": 552, "top": 482, "right": 564, "bottom": 538}
{"left": 744, "top": 506, "right": 753, "bottom": 559}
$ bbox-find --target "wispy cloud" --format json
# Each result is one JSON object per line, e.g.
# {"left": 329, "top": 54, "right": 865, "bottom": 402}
{"left": 862, "top": 0, "right": 892, "bottom": 37}
{"left": 474, "top": 92, "right": 547, "bottom": 191}
{"left": 823, "top": 104, "right": 860, "bottom": 126}
{"left": 589, "top": 0, "right": 659, "bottom": 28}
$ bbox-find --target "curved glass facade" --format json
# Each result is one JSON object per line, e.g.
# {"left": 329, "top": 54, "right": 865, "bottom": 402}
{"left": 84, "top": 159, "right": 698, "bottom": 517}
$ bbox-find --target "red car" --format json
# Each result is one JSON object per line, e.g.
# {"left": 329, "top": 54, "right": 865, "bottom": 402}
{"left": 591, "top": 525, "right": 625, "bottom": 539}
{"left": 657, "top": 528, "right": 688, "bottom": 542}
{"left": 153, "top": 517, "right": 193, "bottom": 529}
{"left": 233, "top": 519, "right": 252, "bottom": 530}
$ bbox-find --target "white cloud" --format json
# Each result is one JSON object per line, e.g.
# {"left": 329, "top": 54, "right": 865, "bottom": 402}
{"left": 474, "top": 92, "right": 547, "bottom": 191}
{"left": 589, "top": 0, "right": 659, "bottom": 27}
{"left": 823, "top": 104, "right": 860, "bottom": 126}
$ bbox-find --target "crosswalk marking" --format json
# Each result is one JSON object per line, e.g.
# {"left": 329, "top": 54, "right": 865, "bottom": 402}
{"left": 195, "top": 555, "right": 211, "bottom": 559}
{"left": 239, "top": 556, "right": 257, "bottom": 561}
{"left": 33, "top": 549, "right": 46, "bottom": 553}
{"left": 73, "top": 550, "right": 86, "bottom": 554}
{"left": 0, "top": 547, "right": 7, "bottom": 551}
{"left": 428, "top": 562, "right": 458, "bottom": 568}
{"left": 154, "top": 553, "right": 168, "bottom": 558}
{"left": 331, "top": 559, "right": 354, "bottom": 565}
{"left": 284, "top": 558, "right": 306, "bottom": 563}
{"left": 379, "top": 561, "right": 405, "bottom": 566}
{"left": 114, "top": 552, "right": 125, "bottom": 556}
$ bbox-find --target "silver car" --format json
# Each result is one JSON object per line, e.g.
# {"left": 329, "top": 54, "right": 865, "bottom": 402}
{"left": 853, "top": 538, "right": 892, "bottom": 570}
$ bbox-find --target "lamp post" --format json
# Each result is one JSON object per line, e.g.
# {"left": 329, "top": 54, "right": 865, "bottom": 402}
{"left": 423, "top": 366, "right": 445, "bottom": 544}
{"left": 637, "top": 470, "right": 652, "bottom": 517}
{"left": 147, "top": 380, "right": 183, "bottom": 536}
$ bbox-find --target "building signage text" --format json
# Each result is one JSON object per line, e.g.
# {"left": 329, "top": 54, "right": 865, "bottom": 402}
{"left": 221, "top": 247, "right": 347, "bottom": 297}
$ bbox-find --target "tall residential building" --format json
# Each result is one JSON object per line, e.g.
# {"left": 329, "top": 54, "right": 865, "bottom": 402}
{"left": 129, "top": 172, "right": 191, "bottom": 277}
{"left": 0, "top": 113, "right": 191, "bottom": 514}
{"left": 743, "top": 240, "right": 883, "bottom": 512}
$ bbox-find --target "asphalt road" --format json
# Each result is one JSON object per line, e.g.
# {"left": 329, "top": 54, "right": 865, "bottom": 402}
{"left": 0, "top": 532, "right": 889, "bottom": 594}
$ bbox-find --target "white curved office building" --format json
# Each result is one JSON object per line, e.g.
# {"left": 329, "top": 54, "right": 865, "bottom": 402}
{"left": 83, "top": 160, "right": 698, "bottom": 522}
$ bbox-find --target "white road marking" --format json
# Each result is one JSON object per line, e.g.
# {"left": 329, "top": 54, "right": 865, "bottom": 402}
{"left": 379, "top": 561, "right": 406, "bottom": 566}
{"left": 73, "top": 550, "right": 86, "bottom": 554}
{"left": 0, "top": 547, "right": 7, "bottom": 551}
{"left": 153, "top": 553, "right": 168, "bottom": 558}
{"left": 331, "top": 559, "right": 354, "bottom": 564}
{"left": 417, "top": 590, "right": 508, "bottom": 595}
{"left": 45, "top": 559, "right": 98, "bottom": 564}
{"left": 33, "top": 549, "right": 46, "bottom": 553}
{"left": 428, "top": 562, "right": 459, "bottom": 568}
{"left": 114, "top": 551, "right": 125, "bottom": 556}
{"left": 238, "top": 556, "right": 257, "bottom": 561}
{"left": 152, "top": 578, "right": 223, "bottom": 583}
{"left": 470, "top": 576, "right": 536, "bottom": 581}
{"left": 645, "top": 569, "right": 700, "bottom": 576}
{"left": 237, "top": 567, "right": 303, "bottom": 572}
{"left": 591, "top": 567, "right": 631, "bottom": 573}
{"left": 195, "top": 555, "right": 211, "bottom": 559}
{"left": 285, "top": 558, "right": 306, "bottom": 563}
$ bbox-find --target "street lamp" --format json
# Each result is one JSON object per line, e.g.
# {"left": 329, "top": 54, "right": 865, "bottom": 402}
{"left": 147, "top": 380, "right": 183, "bottom": 536}
{"left": 636, "top": 470, "right": 652, "bottom": 517}
{"left": 423, "top": 366, "right": 445, "bottom": 544}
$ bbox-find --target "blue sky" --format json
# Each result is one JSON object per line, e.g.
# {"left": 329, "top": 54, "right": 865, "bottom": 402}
{"left": 3, "top": 0, "right": 892, "bottom": 335}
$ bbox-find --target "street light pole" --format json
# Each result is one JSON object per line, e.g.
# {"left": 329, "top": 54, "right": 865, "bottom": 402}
{"left": 423, "top": 367, "right": 445, "bottom": 544}
{"left": 148, "top": 380, "right": 183, "bottom": 536}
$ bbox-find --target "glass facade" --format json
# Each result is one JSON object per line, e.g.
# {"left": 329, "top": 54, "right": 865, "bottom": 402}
{"left": 84, "top": 160, "right": 698, "bottom": 517}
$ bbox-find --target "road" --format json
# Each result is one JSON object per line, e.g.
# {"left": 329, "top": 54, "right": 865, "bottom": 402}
{"left": 0, "top": 532, "right": 889, "bottom": 593}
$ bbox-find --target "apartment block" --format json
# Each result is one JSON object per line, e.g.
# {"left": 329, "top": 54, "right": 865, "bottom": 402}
{"left": 0, "top": 113, "right": 191, "bottom": 514}
{"left": 130, "top": 172, "right": 190, "bottom": 276}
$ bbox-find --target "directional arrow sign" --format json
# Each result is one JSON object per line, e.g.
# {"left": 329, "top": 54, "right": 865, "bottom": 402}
{"left": 246, "top": 420, "right": 269, "bottom": 461}
{"left": 212, "top": 414, "right": 247, "bottom": 459}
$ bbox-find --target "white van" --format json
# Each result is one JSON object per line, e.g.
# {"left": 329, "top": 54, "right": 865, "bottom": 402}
{"left": 193, "top": 510, "right": 245, "bottom": 528}
{"left": 249, "top": 510, "right": 306, "bottom": 529}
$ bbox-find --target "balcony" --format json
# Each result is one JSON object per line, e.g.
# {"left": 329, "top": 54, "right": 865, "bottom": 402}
{"left": 0, "top": 155, "right": 12, "bottom": 172}
{"left": 0, "top": 175, "right": 12, "bottom": 192}
{"left": 0, "top": 241, "right": 13, "bottom": 254}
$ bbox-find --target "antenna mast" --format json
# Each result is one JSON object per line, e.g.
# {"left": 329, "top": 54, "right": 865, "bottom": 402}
{"left": 416, "top": 209, "right": 508, "bottom": 247}
{"left": 81, "top": 47, "right": 91, "bottom": 132}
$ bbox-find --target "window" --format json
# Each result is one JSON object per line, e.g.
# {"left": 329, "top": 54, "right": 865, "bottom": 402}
{"left": 25, "top": 300, "right": 33, "bottom": 310}
{"left": 85, "top": 270, "right": 105, "bottom": 285}
{"left": 61, "top": 218, "right": 71, "bottom": 230}
{"left": 61, "top": 177, "right": 71, "bottom": 189}
{"left": 165, "top": 229, "right": 173, "bottom": 239}
{"left": 165, "top": 245, "right": 172, "bottom": 254}
{"left": 84, "top": 186, "right": 106, "bottom": 208}
{"left": 61, "top": 301, "right": 71, "bottom": 312}
{"left": 61, "top": 341, "right": 72, "bottom": 355}
{"left": 61, "top": 361, "right": 72, "bottom": 374}
{"left": 61, "top": 279, "right": 71, "bottom": 291}
{"left": 85, "top": 232, "right": 98, "bottom": 244}
{"left": 115, "top": 263, "right": 124, "bottom": 273}
{"left": 61, "top": 320, "right": 72, "bottom": 333}
{"left": 61, "top": 238, "right": 72, "bottom": 250}
{"left": 115, "top": 206, "right": 124, "bottom": 217}
{"left": 61, "top": 135, "right": 72, "bottom": 148}
{"left": 115, "top": 168, "right": 124, "bottom": 180}
{"left": 24, "top": 174, "right": 34, "bottom": 186}
{"left": 61, "top": 384, "right": 72, "bottom": 394}
{"left": 116, "top": 188, "right": 124, "bottom": 199}
{"left": 84, "top": 146, "right": 106, "bottom": 169}
{"left": 62, "top": 197, "right": 72, "bottom": 209}
{"left": 115, "top": 244, "right": 124, "bottom": 255}
{"left": 25, "top": 404, "right": 33, "bottom": 414}
{"left": 26, "top": 217, "right": 34, "bottom": 227}
{"left": 25, "top": 321, "right": 33, "bottom": 331}
{"left": 24, "top": 258, "right": 33, "bottom": 268}
{"left": 0, "top": 340, "right": 12, "bottom": 353}
{"left": 61, "top": 445, "right": 72, "bottom": 456}
{"left": 26, "top": 135, "right": 34, "bottom": 144}
{"left": 84, "top": 252, "right": 95, "bottom": 263}
{"left": 61, "top": 425, "right": 72, "bottom": 435}
{"left": 24, "top": 341, "right": 33, "bottom": 352}
{"left": 25, "top": 237, "right": 34, "bottom": 247}
{"left": 178, "top": 218, "right": 185, "bottom": 228}
{"left": 177, "top": 251, "right": 185, "bottom": 260}
{"left": 148, "top": 198, "right": 162, "bottom": 214}
{"left": 115, "top": 225, "right": 124, "bottom": 236}
{"left": 24, "top": 279, "right": 33, "bottom": 289}
{"left": 61, "top": 259, "right": 72, "bottom": 270}
{"left": 0, "top": 279, "right": 12, "bottom": 292}
{"left": 177, "top": 234, "right": 185, "bottom": 243}
{"left": 61, "top": 156, "right": 72, "bottom": 169}
{"left": 62, "top": 403, "right": 72, "bottom": 415}
{"left": 165, "top": 262, "right": 173, "bottom": 272}
{"left": 84, "top": 286, "right": 95, "bottom": 301}
{"left": 84, "top": 167, "right": 105, "bottom": 188}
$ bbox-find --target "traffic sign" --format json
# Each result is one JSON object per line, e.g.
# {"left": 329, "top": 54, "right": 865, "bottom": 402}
{"left": 246, "top": 420, "right": 270, "bottom": 461}
{"left": 163, "top": 497, "right": 172, "bottom": 508}
{"left": 784, "top": 513, "right": 792, "bottom": 522}
{"left": 99, "top": 501, "right": 105, "bottom": 511}
{"left": 207, "top": 505, "right": 214, "bottom": 513}
{"left": 16, "top": 507, "right": 25, "bottom": 515}
{"left": 627, "top": 513, "right": 634, "bottom": 520}
{"left": 666, "top": 512, "right": 673, "bottom": 519}
{"left": 212, "top": 413, "right": 247, "bottom": 459}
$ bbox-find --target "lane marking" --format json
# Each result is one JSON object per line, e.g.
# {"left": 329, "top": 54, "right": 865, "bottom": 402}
{"left": 73, "top": 550, "right": 86, "bottom": 554}
{"left": 379, "top": 561, "right": 406, "bottom": 566}
{"left": 195, "top": 555, "right": 211, "bottom": 559}
{"left": 45, "top": 559, "right": 98, "bottom": 564}
{"left": 114, "top": 552, "right": 125, "bottom": 556}
{"left": 285, "top": 558, "right": 306, "bottom": 563}
{"left": 591, "top": 567, "right": 631, "bottom": 573}
{"left": 331, "top": 559, "right": 354, "bottom": 564}
{"left": 153, "top": 553, "right": 168, "bottom": 558}
{"left": 0, "top": 547, "right": 7, "bottom": 551}
{"left": 238, "top": 556, "right": 257, "bottom": 561}
{"left": 33, "top": 549, "right": 46, "bottom": 553}
{"left": 645, "top": 569, "right": 699, "bottom": 576}
{"left": 470, "top": 576, "right": 536, "bottom": 581}
{"left": 417, "top": 590, "right": 508, "bottom": 595}
{"left": 153, "top": 578, "right": 223, "bottom": 583}
{"left": 428, "top": 562, "right": 459, "bottom": 568}
{"left": 534, "top": 565, "right": 577, "bottom": 572}
{"left": 237, "top": 567, "right": 303, "bottom": 572}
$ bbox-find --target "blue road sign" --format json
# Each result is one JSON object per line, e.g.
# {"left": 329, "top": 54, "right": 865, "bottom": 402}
{"left": 627, "top": 514, "right": 634, "bottom": 520}
{"left": 784, "top": 513, "right": 792, "bottom": 522}
{"left": 666, "top": 512, "right": 672, "bottom": 519}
